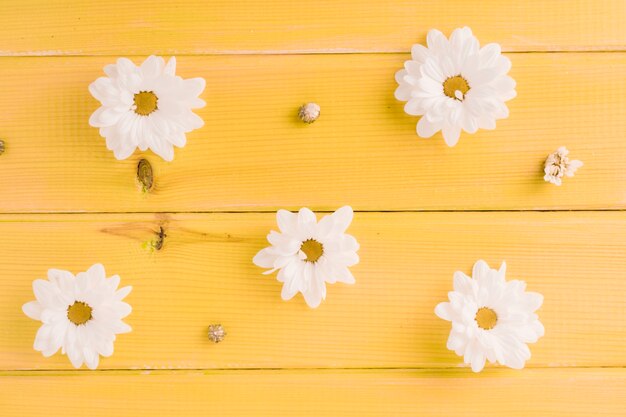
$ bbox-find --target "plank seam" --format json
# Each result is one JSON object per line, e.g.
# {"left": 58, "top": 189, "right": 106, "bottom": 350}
{"left": 2, "top": 50, "right": 626, "bottom": 58}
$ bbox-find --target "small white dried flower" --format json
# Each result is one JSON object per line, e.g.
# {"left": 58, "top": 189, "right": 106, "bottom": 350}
{"left": 208, "top": 324, "right": 226, "bottom": 343}
{"left": 543, "top": 146, "right": 583, "bottom": 186}
{"left": 298, "top": 103, "right": 320, "bottom": 123}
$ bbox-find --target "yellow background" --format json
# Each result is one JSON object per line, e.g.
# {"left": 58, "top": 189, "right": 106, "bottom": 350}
{"left": 0, "top": 1, "right": 625, "bottom": 415}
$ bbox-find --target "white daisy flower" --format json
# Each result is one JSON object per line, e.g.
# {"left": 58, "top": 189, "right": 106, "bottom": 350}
{"left": 544, "top": 146, "right": 583, "bottom": 186}
{"left": 435, "top": 260, "right": 544, "bottom": 372}
{"left": 253, "top": 206, "right": 359, "bottom": 308}
{"left": 22, "top": 264, "right": 132, "bottom": 369}
{"left": 395, "top": 27, "right": 516, "bottom": 146}
{"left": 89, "top": 55, "right": 206, "bottom": 161}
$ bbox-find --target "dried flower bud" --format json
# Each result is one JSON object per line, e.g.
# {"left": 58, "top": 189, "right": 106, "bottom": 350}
{"left": 543, "top": 146, "right": 583, "bottom": 186}
{"left": 0, "top": 140, "right": 5, "bottom": 155}
{"left": 298, "top": 103, "right": 320, "bottom": 123}
{"left": 208, "top": 324, "right": 226, "bottom": 343}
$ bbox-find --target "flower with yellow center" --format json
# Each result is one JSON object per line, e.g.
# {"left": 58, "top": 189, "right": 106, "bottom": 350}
{"left": 253, "top": 206, "right": 360, "bottom": 308}
{"left": 89, "top": 55, "right": 206, "bottom": 161}
{"left": 22, "top": 264, "right": 132, "bottom": 369}
{"left": 395, "top": 27, "right": 516, "bottom": 146}
{"left": 435, "top": 260, "right": 544, "bottom": 372}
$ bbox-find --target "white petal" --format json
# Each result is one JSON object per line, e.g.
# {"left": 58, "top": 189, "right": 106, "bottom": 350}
{"left": 114, "top": 321, "right": 132, "bottom": 334}
{"left": 442, "top": 124, "right": 461, "bottom": 147}
{"left": 112, "top": 144, "right": 136, "bottom": 160}
{"left": 461, "top": 112, "right": 478, "bottom": 134}
{"left": 472, "top": 260, "right": 492, "bottom": 280}
{"left": 22, "top": 301, "right": 43, "bottom": 320}
{"left": 497, "top": 262, "right": 507, "bottom": 281}
{"left": 281, "top": 281, "right": 299, "bottom": 301}
{"left": 168, "top": 131, "right": 187, "bottom": 148}
{"left": 434, "top": 302, "right": 453, "bottom": 321}
{"left": 524, "top": 292, "right": 544, "bottom": 311}
{"left": 416, "top": 116, "right": 442, "bottom": 138}
{"left": 164, "top": 57, "right": 177, "bottom": 76}
{"left": 404, "top": 98, "right": 425, "bottom": 116}
{"left": 330, "top": 206, "right": 353, "bottom": 234}
{"left": 453, "top": 272, "right": 474, "bottom": 294}
{"left": 86, "top": 263, "right": 106, "bottom": 282}
{"left": 67, "top": 346, "right": 85, "bottom": 369}
{"left": 140, "top": 55, "right": 164, "bottom": 80}
{"left": 180, "top": 111, "right": 205, "bottom": 131}
{"left": 417, "top": 71, "right": 445, "bottom": 93}
{"left": 395, "top": 83, "right": 413, "bottom": 102}
{"left": 410, "top": 44, "right": 430, "bottom": 63}
{"left": 426, "top": 29, "right": 449, "bottom": 52}
{"left": 492, "top": 75, "right": 517, "bottom": 100}
{"left": 334, "top": 266, "right": 356, "bottom": 285}
{"left": 276, "top": 209, "right": 298, "bottom": 235}
{"left": 98, "top": 340, "right": 115, "bottom": 357}
{"left": 33, "top": 324, "right": 54, "bottom": 352}
{"left": 478, "top": 43, "right": 502, "bottom": 68}
{"left": 150, "top": 138, "right": 175, "bottom": 162}
{"left": 32, "top": 279, "right": 59, "bottom": 308}
{"left": 447, "top": 332, "right": 467, "bottom": 352}
{"left": 83, "top": 347, "right": 100, "bottom": 370}
{"left": 182, "top": 77, "right": 206, "bottom": 98}
{"left": 470, "top": 350, "right": 486, "bottom": 373}
{"left": 297, "top": 208, "right": 317, "bottom": 237}
{"left": 253, "top": 247, "right": 278, "bottom": 268}
{"left": 267, "top": 231, "right": 301, "bottom": 255}
{"left": 302, "top": 281, "right": 325, "bottom": 309}
{"left": 115, "top": 285, "right": 132, "bottom": 301}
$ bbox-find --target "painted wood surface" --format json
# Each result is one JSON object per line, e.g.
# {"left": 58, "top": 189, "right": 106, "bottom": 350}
{"left": 0, "top": 54, "right": 624, "bottom": 212}
{"left": 1, "top": 212, "right": 625, "bottom": 370}
{"left": 1, "top": 1, "right": 626, "bottom": 54}
{"left": 1, "top": 2, "right": 624, "bottom": 416}
{"left": 0, "top": 369, "right": 624, "bottom": 416}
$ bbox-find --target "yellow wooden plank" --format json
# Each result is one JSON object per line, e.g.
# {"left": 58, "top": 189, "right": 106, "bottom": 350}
{"left": 1, "top": 1, "right": 625, "bottom": 54}
{"left": 0, "top": 53, "right": 625, "bottom": 212}
{"left": 0, "top": 369, "right": 624, "bottom": 416}
{"left": 1, "top": 212, "right": 625, "bottom": 370}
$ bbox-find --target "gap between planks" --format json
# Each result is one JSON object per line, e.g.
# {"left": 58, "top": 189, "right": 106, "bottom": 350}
{"left": 2, "top": 209, "right": 626, "bottom": 216}
{"left": 1, "top": 365, "right": 626, "bottom": 376}
{"left": 3, "top": 49, "right": 626, "bottom": 57}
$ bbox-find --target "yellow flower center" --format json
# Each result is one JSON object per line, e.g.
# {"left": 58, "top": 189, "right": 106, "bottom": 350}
{"left": 300, "top": 239, "right": 324, "bottom": 262}
{"left": 443, "top": 75, "right": 470, "bottom": 101}
{"left": 133, "top": 91, "right": 158, "bottom": 116}
{"left": 475, "top": 307, "right": 498, "bottom": 330}
{"left": 67, "top": 301, "right": 93, "bottom": 325}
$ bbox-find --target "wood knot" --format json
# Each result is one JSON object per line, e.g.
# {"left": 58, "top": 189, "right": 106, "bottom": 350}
{"left": 137, "top": 159, "right": 154, "bottom": 192}
{"left": 142, "top": 226, "right": 167, "bottom": 252}
{"left": 153, "top": 226, "right": 166, "bottom": 250}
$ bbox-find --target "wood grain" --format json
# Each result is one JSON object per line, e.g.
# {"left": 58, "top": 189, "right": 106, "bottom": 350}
{"left": 1, "top": 53, "right": 625, "bottom": 213}
{"left": 1, "top": 212, "right": 625, "bottom": 370}
{"left": 0, "top": 369, "right": 624, "bottom": 416}
{"left": 1, "top": 1, "right": 625, "bottom": 55}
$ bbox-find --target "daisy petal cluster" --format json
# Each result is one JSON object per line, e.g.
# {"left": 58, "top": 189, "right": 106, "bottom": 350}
{"left": 22, "top": 264, "right": 132, "bottom": 369}
{"left": 543, "top": 146, "right": 583, "bottom": 186}
{"left": 253, "top": 206, "right": 359, "bottom": 308}
{"left": 89, "top": 55, "right": 206, "bottom": 161}
{"left": 435, "top": 260, "right": 544, "bottom": 372}
{"left": 395, "top": 27, "right": 516, "bottom": 146}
